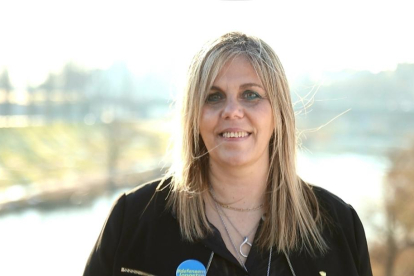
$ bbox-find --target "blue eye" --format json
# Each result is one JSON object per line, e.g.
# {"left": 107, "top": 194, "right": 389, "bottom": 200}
{"left": 206, "top": 92, "right": 224, "bottom": 103}
{"left": 243, "top": 90, "right": 261, "bottom": 100}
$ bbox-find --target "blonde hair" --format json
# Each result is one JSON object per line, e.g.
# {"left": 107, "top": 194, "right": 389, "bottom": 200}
{"left": 164, "top": 32, "right": 327, "bottom": 255}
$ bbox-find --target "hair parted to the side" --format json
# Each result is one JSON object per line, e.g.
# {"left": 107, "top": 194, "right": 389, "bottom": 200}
{"left": 163, "top": 32, "right": 328, "bottom": 255}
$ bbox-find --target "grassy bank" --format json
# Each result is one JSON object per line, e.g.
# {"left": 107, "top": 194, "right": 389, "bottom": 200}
{"left": 0, "top": 120, "right": 170, "bottom": 210}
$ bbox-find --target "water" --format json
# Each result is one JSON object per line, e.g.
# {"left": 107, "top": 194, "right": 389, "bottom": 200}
{"left": 0, "top": 192, "right": 123, "bottom": 276}
{"left": 297, "top": 152, "right": 388, "bottom": 212}
{"left": 0, "top": 153, "right": 388, "bottom": 276}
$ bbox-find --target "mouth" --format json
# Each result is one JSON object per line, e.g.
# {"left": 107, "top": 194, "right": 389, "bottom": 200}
{"left": 219, "top": 131, "right": 251, "bottom": 138}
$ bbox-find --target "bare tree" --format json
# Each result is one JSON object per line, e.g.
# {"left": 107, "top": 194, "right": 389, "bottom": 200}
{"left": 38, "top": 73, "right": 58, "bottom": 122}
{"left": 0, "top": 69, "right": 13, "bottom": 117}
{"left": 376, "top": 141, "right": 414, "bottom": 276}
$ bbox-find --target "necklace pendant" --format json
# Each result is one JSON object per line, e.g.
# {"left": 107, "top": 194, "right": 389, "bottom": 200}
{"left": 240, "top": 236, "right": 252, "bottom": 257}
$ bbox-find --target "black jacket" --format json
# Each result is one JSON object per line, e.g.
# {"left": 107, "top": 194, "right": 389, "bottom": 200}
{"left": 84, "top": 178, "right": 372, "bottom": 276}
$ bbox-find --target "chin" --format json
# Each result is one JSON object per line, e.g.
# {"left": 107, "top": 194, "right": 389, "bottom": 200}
{"left": 215, "top": 154, "right": 250, "bottom": 167}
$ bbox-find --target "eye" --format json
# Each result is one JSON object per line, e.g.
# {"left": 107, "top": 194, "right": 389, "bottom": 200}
{"left": 206, "top": 92, "right": 224, "bottom": 103}
{"left": 242, "top": 90, "right": 262, "bottom": 100}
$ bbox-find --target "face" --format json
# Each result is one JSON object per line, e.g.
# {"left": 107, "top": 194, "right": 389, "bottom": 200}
{"left": 199, "top": 55, "right": 274, "bottom": 168}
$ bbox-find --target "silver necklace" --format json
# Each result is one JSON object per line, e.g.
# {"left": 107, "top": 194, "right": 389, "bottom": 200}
{"left": 209, "top": 186, "right": 274, "bottom": 275}
{"left": 216, "top": 204, "right": 260, "bottom": 257}
{"left": 212, "top": 196, "right": 248, "bottom": 271}
{"left": 210, "top": 187, "right": 260, "bottom": 257}
{"left": 213, "top": 198, "right": 273, "bottom": 275}
{"left": 211, "top": 196, "right": 264, "bottom": 212}
{"left": 209, "top": 187, "right": 264, "bottom": 212}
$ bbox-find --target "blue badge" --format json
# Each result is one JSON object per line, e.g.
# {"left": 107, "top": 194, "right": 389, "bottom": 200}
{"left": 176, "top": 259, "right": 207, "bottom": 276}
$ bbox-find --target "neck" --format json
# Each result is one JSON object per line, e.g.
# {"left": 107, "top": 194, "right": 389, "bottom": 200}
{"left": 208, "top": 159, "right": 269, "bottom": 208}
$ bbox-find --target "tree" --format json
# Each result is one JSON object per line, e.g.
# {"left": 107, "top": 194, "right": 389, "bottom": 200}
{"left": 38, "top": 72, "right": 59, "bottom": 122}
{"left": 61, "top": 63, "right": 91, "bottom": 121}
{"left": 370, "top": 141, "right": 414, "bottom": 276}
{"left": 0, "top": 69, "right": 13, "bottom": 116}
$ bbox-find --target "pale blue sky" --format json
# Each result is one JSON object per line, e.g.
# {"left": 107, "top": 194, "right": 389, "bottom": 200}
{"left": 1, "top": 0, "right": 413, "bottom": 89}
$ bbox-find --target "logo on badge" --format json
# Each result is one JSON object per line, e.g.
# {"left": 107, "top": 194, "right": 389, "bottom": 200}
{"left": 176, "top": 259, "right": 207, "bottom": 276}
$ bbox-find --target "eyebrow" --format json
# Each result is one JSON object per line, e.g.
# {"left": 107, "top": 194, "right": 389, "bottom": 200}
{"left": 240, "top": 83, "right": 264, "bottom": 90}
{"left": 210, "top": 83, "right": 264, "bottom": 91}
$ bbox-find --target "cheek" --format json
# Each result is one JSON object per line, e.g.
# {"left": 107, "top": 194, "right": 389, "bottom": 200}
{"left": 199, "top": 108, "right": 215, "bottom": 140}
{"left": 200, "top": 107, "right": 217, "bottom": 126}
{"left": 258, "top": 107, "right": 275, "bottom": 140}
{"left": 267, "top": 114, "right": 275, "bottom": 133}
{"left": 255, "top": 104, "right": 274, "bottom": 126}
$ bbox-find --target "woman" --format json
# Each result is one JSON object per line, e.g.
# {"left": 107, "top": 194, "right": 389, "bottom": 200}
{"left": 84, "top": 32, "right": 372, "bottom": 276}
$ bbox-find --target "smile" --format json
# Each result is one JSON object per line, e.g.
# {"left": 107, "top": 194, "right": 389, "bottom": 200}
{"left": 220, "top": 131, "right": 250, "bottom": 138}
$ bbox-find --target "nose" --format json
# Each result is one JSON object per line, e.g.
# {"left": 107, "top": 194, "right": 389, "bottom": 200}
{"left": 221, "top": 98, "right": 244, "bottom": 119}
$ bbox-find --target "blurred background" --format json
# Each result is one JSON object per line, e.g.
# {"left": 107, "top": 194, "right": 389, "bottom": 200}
{"left": 1, "top": 1, "right": 413, "bottom": 275}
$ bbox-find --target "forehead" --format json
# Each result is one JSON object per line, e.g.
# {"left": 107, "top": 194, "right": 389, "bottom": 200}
{"left": 212, "top": 55, "right": 263, "bottom": 88}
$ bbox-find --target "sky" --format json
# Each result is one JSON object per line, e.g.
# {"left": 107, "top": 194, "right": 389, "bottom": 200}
{"left": 1, "top": 0, "right": 414, "bottom": 90}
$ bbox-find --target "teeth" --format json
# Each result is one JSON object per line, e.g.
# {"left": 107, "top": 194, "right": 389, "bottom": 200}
{"left": 222, "top": 132, "right": 249, "bottom": 138}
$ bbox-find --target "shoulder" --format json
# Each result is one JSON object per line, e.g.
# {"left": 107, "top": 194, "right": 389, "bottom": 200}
{"left": 121, "top": 176, "right": 172, "bottom": 217}
{"left": 311, "top": 185, "right": 359, "bottom": 228}
{"left": 307, "top": 186, "right": 373, "bottom": 275}
{"left": 291, "top": 184, "right": 373, "bottom": 275}
{"left": 100, "top": 177, "right": 174, "bottom": 248}
{"left": 95, "top": 177, "right": 172, "bottom": 236}
{"left": 83, "top": 177, "right": 174, "bottom": 275}
{"left": 125, "top": 177, "right": 171, "bottom": 203}
{"left": 311, "top": 185, "right": 367, "bottom": 251}
{"left": 311, "top": 185, "right": 350, "bottom": 213}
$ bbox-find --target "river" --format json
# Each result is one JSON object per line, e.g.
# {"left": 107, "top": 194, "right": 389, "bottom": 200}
{"left": 0, "top": 152, "right": 388, "bottom": 276}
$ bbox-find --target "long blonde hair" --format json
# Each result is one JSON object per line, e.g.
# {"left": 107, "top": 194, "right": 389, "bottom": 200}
{"left": 164, "top": 32, "right": 327, "bottom": 255}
